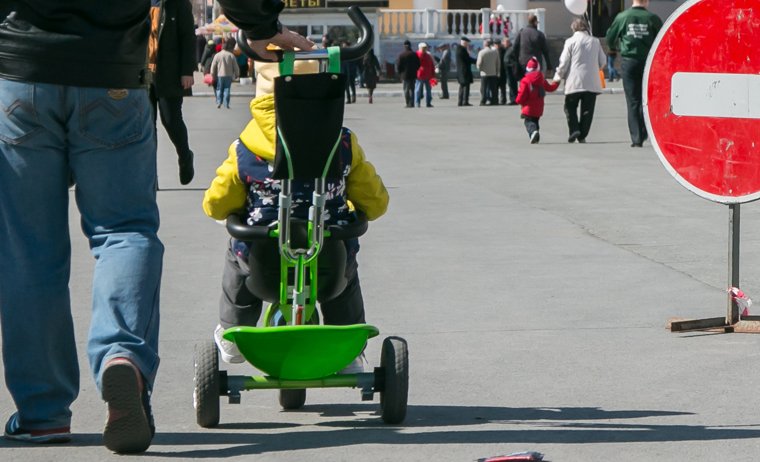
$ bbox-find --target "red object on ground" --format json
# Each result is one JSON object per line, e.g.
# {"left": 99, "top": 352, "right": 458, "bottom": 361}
{"left": 484, "top": 451, "right": 544, "bottom": 461}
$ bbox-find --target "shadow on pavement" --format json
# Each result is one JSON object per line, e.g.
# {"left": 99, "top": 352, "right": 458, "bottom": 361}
{"left": 113, "top": 405, "right": 760, "bottom": 457}
{"left": 2, "top": 405, "right": 758, "bottom": 457}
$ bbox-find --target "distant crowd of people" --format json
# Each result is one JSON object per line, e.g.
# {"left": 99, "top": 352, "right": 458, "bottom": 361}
{"left": 391, "top": 0, "right": 662, "bottom": 148}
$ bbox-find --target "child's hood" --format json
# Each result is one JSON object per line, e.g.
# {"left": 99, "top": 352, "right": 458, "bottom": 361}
{"left": 239, "top": 94, "right": 276, "bottom": 162}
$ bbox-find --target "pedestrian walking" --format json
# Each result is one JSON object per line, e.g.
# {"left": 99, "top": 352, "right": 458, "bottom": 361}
{"left": 0, "top": 0, "right": 311, "bottom": 453}
{"left": 512, "top": 14, "right": 553, "bottom": 81}
{"left": 148, "top": 0, "right": 197, "bottom": 185}
{"left": 553, "top": 18, "right": 607, "bottom": 143}
{"left": 362, "top": 48, "right": 382, "bottom": 104}
{"left": 516, "top": 57, "right": 559, "bottom": 144}
{"left": 435, "top": 43, "right": 451, "bottom": 99}
{"left": 605, "top": 0, "right": 663, "bottom": 147}
{"left": 200, "top": 39, "right": 217, "bottom": 74}
{"left": 501, "top": 37, "right": 518, "bottom": 105}
{"left": 210, "top": 38, "right": 240, "bottom": 109}
{"left": 606, "top": 50, "right": 621, "bottom": 81}
{"left": 476, "top": 39, "right": 500, "bottom": 106}
{"left": 415, "top": 42, "right": 435, "bottom": 108}
{"left": 456, "top": 36, "right": 476, "bottom": 106}
{"left": 396, "top": 40, "right": 420, "bottom": 108}
{"left": 342, "top": 41, "right": 358, "bottom": 104}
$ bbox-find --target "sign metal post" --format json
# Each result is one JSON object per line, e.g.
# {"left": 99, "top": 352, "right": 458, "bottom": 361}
{"left": 644, "top": 0, "right": 760, "bottom": 333}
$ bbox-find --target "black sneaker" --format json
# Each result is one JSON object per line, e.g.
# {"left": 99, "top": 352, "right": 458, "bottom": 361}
{"left": 4, "top": 414, "right": 71, "bottom": 444}
{"left": 102, "top": 358, "right": 154, "bottom": 454}
{"left": 530, "top": 131, "right": 541, "bottom": 144}
{"left": 178, "top": 151, "right": 194, "bottom": 185}
{"left": 568, "top": 131, "right": 581, "bottom": 143}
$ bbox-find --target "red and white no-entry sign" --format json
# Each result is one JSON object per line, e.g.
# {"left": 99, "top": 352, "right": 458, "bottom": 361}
{"left": 644, "top": 0, "right": 760, "bottom": 204}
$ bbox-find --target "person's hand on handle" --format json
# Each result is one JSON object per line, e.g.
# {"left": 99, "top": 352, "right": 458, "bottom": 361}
{"left": 248, "top": 25, "right": 315, "bottom": 61}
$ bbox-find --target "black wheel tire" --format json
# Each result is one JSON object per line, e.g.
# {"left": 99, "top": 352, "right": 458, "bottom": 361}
{"left": 279, "top": 389, "right": 307, "bottom": 410}
{"left": 380, "top": 336, "right": 409, "bottom": 424}
{"left": 194, "top": 340, "right": 221, "bottom": 428}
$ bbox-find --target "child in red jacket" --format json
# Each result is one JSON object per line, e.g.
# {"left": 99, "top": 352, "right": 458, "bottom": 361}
{"left": 515, "top": 56, "right": 559, "bottom": 144}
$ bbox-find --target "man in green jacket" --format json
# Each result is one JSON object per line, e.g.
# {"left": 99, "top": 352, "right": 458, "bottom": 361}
{"left": 606, "top": 0, "right": 662, "bottom": 147}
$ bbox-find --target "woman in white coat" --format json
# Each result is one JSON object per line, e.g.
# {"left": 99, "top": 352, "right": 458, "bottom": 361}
{"left": 553, "top": 19, "right": 607, "bottom": 143}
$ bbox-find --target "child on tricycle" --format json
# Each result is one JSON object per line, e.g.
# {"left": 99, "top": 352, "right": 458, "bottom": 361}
{"left": 202, "top": 59, "right": 389, "bottom": 370}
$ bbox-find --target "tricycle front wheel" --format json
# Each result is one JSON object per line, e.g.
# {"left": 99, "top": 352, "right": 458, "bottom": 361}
{"left": 279, "top": 389, "right": 307, "bottom": 410}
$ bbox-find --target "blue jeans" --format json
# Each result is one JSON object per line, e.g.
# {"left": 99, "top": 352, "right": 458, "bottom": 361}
{"left": 216, "top": 76, "right": 233, "bottom": 107}
{"left": 414, "top": 79, "right": 432, "bottom": 106}
{"left": 607, "top": 54, "right": 620, "bottom": 81}
{"left": 0, "top": 79, "right": 163, "bottom": 430}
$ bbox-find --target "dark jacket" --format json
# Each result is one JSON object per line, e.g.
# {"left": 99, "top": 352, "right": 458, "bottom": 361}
{"left": 497, "top": 45, "right": 508, "bottom": 84}
{"left": 152, "top": 0, "right": 196, "bottom": 98}
{"left": 362, "top": 52, "right": 381, "bottom": 88}
{"left": 437, "top": 49, "right": 451, "bottom": 73}
{"left": 513, "top": 25, "right": 552, "bottom": 69}
{"left": 0, "top": 0, "right": 283, "bottom": 89}
{"left": 455, "top": 44, "right": 475, "bottom": 85}
{"left": 201, "top": 43, "right": 217, "bottom": 74}
{"left": 395, "top": 48, "right": 420, "bottom": 81}
{"left": 503, "top": 44, "right": 517, "bottom": 68}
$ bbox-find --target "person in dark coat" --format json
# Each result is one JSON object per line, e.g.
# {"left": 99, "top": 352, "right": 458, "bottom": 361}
{"left": 148, "top": 0, "right": 197, "bottom": 185}
{"left": 512, "top": 14, "right": 553, "bottom": 81}
{"left": 455, "top": 36, "right": 476, "bottom": 106}
{"left": 395, "top": 40, "right": 420, "bottom": 108}
{"left": 200, "top": 40, "right": 217, "bottom": 74}
{"left": 341, "top": 41, "right": 358, "bottom": 104}
{"left": 195, "top": 32, "right": 208, "bottom": 70}
{"left": 501, "top": 36, "right": 518, "bottom": 105}
{"left": 362, "top": 48, "right": 382, "bottom": 103}
{"left": 435, "top": 43, "right": 451, "bottom": 99}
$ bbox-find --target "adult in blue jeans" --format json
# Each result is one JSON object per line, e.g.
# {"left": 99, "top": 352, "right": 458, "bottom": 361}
{"left": 0, "top": 0, "right": 312, "bottom": 454}
{"left": 210, "top": 39, "right": 240, "bottom": 109}
{"left": 606, "top": 50, "right": 620, "bottom": 81}
{"left": 414, "top": 42, "right": 435, "bottom": 108}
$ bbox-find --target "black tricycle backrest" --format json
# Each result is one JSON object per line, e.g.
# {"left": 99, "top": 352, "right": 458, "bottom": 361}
{"left": 272, "top": 72, "right": 346, "bottom": 180}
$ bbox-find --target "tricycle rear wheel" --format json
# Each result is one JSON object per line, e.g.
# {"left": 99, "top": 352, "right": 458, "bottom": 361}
{"left": 379, "top": 336, "right": 408, "bottom": 424}
{"left": 194, "top": 341, "right": 221, "bottom": 428}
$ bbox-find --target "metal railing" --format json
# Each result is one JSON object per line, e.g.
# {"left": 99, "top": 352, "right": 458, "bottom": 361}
{"left": 377, "top": 8, "right": 545, "bottom": 40}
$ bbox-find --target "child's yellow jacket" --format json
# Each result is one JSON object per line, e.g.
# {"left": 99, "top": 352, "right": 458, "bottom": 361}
{"left": 203, "top": 94, "right": 389, "bottom": 222}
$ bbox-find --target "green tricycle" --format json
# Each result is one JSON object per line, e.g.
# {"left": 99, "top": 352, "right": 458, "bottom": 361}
{"left": 192, "top": 6, "right": 408, "bottom": 427}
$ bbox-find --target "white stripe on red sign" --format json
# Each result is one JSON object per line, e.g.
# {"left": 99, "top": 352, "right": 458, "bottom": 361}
{"left": 671, "top": 72, "right": 760, "bottom": 119}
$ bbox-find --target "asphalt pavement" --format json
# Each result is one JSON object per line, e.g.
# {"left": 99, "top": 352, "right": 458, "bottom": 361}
{"left": 2, "top": 76, "right": 760, "bottom": 462}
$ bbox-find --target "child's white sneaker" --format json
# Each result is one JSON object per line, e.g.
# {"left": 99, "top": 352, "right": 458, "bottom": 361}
{"left": 338, "top": 352, "right": 367, "bottom": 374}
{"left": 214, "top": 325, "right": 244, "bottom": 364}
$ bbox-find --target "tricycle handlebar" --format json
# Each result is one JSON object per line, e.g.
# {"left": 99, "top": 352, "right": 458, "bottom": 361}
{"left": 236, "top": 6, "right": 373, "bottom": 63}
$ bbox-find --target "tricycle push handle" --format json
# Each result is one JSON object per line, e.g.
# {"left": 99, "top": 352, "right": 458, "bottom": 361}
{"left": 237, "top": 6, "right": 373, "bottom": 63}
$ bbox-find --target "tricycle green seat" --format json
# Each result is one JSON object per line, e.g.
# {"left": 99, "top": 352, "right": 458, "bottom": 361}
{"left": 223, "top": 324, "right": 379, "bottom": 380}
